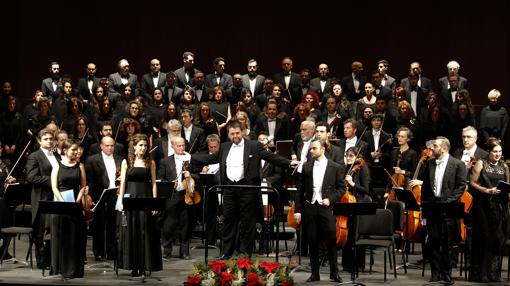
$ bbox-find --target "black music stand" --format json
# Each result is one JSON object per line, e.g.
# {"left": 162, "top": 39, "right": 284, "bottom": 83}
{"left": 420, "top": 201, "right": 464, "bottom": 282}
{"left": 393, "top": 187, "right": 421, "bottom": 271}
{"left": 192, "top": 173, "right": 219, "bottom": 250}
{"left": 39, "top": 201, "right": 83, "bottom": 281}
{"left": 333, "top": 202, "right": 377, "bottom": 286}
{"left": 1, "top": 183, "right": 32, "bottom": 266}
{"left": 87, "top": 187, "right": 118, "bottom": 271}
{"left": 121, "top": 197, "right": 166, "bottom": 283}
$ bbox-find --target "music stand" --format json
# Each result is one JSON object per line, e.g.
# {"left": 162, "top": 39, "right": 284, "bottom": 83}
{"left": 39, "top": 201, "right": 83, "bottom": 281}
{"left": 420, "top": 201, "right": 464, "bottom": 281}
{"left": 191, "top": 173, "right": 219, "bottom": 250}
{"left": 87, "top": 187, "right": 118, "bottom": 271}
{"left": 122, "top": 197, "right": 166, "bottom": 282}
{"left": 275, "top": 140, "right": 293, "bottom": 160}
{"left": 333, "top": 202, "right": 377, "bottom": 286}
{"left": 393, "top": 187, "right": 421, "bottom": 271}
{"left": 1, "top": 183, "right": 32, "bottom": 266}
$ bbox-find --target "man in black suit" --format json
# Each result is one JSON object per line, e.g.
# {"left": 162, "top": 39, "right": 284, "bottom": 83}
{"left": 314, "top": 122, "right": 343, "bottom": 164}
{"left": 340, "top": 61, "right": 367, "bottom": 115}
{"left": 175, "top": 51, "right": 200, "bottom": 89}
{"left": 453, "top": 126, "right": 488, "bottom": 174}
{"left": 191, "top": 120, "right": 299, "bottom": 258}
{"left": 163, "top": 71, "right": 184, "bottom": 104}
{"left": 439, "top": 74, "right": 461, "bottom": 112}
{"left": 310, "top": 63, "right": 333, "bottom": 99}
{"left": 294, "top": 139, "right": 344, "bottom": 282}
{"left": 273, "top": 57, "right": 302, "bottom": 106}
{"left": 227, "top": 74, "right": 247, "bottom": 111}
{"left": 254, "top": 102, "right": 290, "bottom": 142}
{"left": 85, "top": 136, "right": 123, "bottom": 260}
{"left": 152, "top": 119, "right": 182, "bottom": 164}
{"left": 400, "top": 61, "right": 432, "bottom": 92}
{"left": 108, "top": 59, "right": 139, "bottom": 97}
{"left": 375, "top": 97, "right": 397, "bottom": 135}
{"left": 362, "top": 114, "right": 392, "bottom": 189}
{"left": 180, "top": 109, "right": 205, "bottom": 154}
{"left": 88, "top": 121, "right": 125, "bottom": 157}
{"left": 370, "top": 70, "right": 393, "bottom": 102}
{"left": 26, "top": 128, "right": 60, "bottom": 269}
{"left": 336, "top": 119, "right": 369, "bottom": 166}
{"left": 157, "top": 136, "right": 196, "bottom": 259}
{"left": 404, "top": 72, "right": 427, "bottom": 119}
{"left": 41, "top": 61, "right": 63, "bottom": 103}
{"left": 242, "top": 59, "right": 266, "bottom": 96}
{"left": 438, "top": 60, "right": 468, "bottom": 93}
{"left": 76, "top": 63, "right": 100, "bottom": 100}
{"left": 255, "top": 78, "right": 274, "bottom": 110}
{"left": 409, "top": 137, "right": 466, "bottom": 284}
{"left": 205, "top": 57, "right": 233, "bottom": 93}
{"left": 191, "top": 72, "right": 208, "bottom": 104}
{"left": 377, "top": 59, "right": 396, "bottom": 91}
{"left": 140, "top": 58, "right": 167, "bottom": 102}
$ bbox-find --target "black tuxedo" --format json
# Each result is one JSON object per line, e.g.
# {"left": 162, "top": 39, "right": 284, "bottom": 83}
{"left": 295, "top": 159, "right": 344, "bottom": 278}
{"left": 242, "top": 74, "right": 265, "bottom": 96}
{"left": 162, "top": 84, "right": 184, "bottom": 104}
{"left": 85, "top": 153, "right": 122, "bottom": 258}
{"left": 140, "top": 72, "right": 167, "bottom": 101}
{"left": 273, "top": 71, "right": 301, "bottom": 105}
{"left": 205, "top": 73, "right": 233, "bottom": 92}
{"left": 76, "top": 76, "right": 100, "bottom": 100}
{"left": 41, "top": 77, "right": 63, "bottom": 101}
{"left": 174, "top": 67, "right": 200, "bottom": 88}
{"left": 191, "top": 139, "right": 291, "bottom": 257}
{"left": 439, "top": 88, "right": 458, "bottom": 112}
{"left": 405, "top": 86, "right": 427, "bottom": 119}
{"left": 453, "top": 146, "right": 488, "bottom": 162}
{"left": 254, "top": 117, "right": 290, "bottom": 142}
{"left": 310, "top": 77, "right": 333, "bottom": 98}
{"left": 400, "top": 75, "right": 432, "bottom": 93}
{"left": 362, "top": 130, "right": 392, "bottom": 188}
{"left": 152, "top": 135, "right": 172, "bottom": 165}
{"left": 191, "top": 85, "right": 208, "bottom": 104}
{"left": 181, "top": 125, "right": 205, "bottom": 154}
{"left": 419, "top": 155, "right": 466, "bottom": 281}
{"left": 26, "top": 148, "right": 59, "bottom": 267}
{"left": 438, "top": 76, "right": 468, "bottom": 92}
{"left": 340, "top": 74, "right": 367, "bottom": 102}
{"left": 336, "top": 138, "right": 369, "bottom": 166}
{"left": 157, "top": 155, "right": 196, "bottom": 257}
{"left": 108, "top": 72, "right": 139, "bottom": 96}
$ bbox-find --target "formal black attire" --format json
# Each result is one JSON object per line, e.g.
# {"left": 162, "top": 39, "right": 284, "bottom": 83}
{"left": 191, "top": 139, "right": 291, "bottom": 257}
{"left": 295, "top": 158, "right": 344, "bottom": 279}
{"left": 419, "top": 155, "right": 466, "bottom": 282}
{"left": 479, "top": 104, "right": 508, "bottom": 143}
{"left": 26, "top": 148, "right": 59, "bottom": 268}
{"left": 76, "top": 76, "right": 99, "bottom": 100}
{"left": 273, "top": 71, "right": 302, "bottom": 106}
{"left": 175, "top": 67, "right": 200, "bottom": 89}
{"left": 117, "top": 167, "right": 162, "bottom": 272}
{"left": 389, "top": 148, "right": 418, "bottom": 181}
{"left": 254, "top": 116, "right": 290, "bottom": 142}
{"left": 85, "top": 153, "right": 123, "bottom": 259}
{"left": 50, "top": 162, "right": 86, "bottom": 278}
{"left": 363, "top": 129, "right": 392, "bottom": 189}
{"left": 140, "top": 72, "right": 167, "bottom": 102}
{"left": 469, "top": 159, "right": 509, "bottom": 282}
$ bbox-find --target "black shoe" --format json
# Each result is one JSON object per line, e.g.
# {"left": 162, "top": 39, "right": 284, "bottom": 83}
{"left": 429, "top": 275, "right": 440, "bottom": 282}
{"left": 2, "top": 252, "right": 13, "bottom": 260}
{"left": 131, "top": 270, "right": 140, "bottom": 277}
{"left": 180, "top": 254, "right": 191, "bottom": 260}
{"left": 306, "top": 275, "right": 320, "bottom": 282}
{"left": 330, "top": 274, "right": 342, "bottom": 282}
{"left": 94, "top": 255, "right": 103, "bottom": 261}
{"left": 442, "top": 275, "right": 454, "bottom": 285}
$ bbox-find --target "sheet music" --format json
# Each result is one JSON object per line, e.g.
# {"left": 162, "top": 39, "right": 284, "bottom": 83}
{"left": 54, "top": 189, "right": 75, "bottom": 202}
{"left": 92, "top": 187, "right": 118, "bottom": 212}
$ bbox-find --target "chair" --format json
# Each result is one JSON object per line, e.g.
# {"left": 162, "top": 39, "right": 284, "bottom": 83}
{"left": 0, "top": 202, "right": 33, "bottom": 269}
{"left": 386, "top": 200, "right": 407, "bottom": 273}
{"left": 356, "top": 208, "right": 397, "bottom": 282}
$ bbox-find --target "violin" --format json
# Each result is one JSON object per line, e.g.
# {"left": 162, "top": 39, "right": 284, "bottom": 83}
{"left": 81, "top": 186, "right": 94, "bottom": 224}
{"left": 182, "top": 161, "right": 201, "bottom": 205}
{"left": 336, "top": 156, "right": 365, "bottom": 247}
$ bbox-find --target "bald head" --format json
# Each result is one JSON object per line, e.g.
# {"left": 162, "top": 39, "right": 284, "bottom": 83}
{"left": 100, "top": 136, "right": 115, "bottom": 156}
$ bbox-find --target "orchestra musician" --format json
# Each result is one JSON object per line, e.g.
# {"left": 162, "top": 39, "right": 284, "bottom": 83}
{"left": 389, "top": 127, "right": 418, "bottom": 187}
{"left": 314, "top": 122, "right": 343, "bottom": 164}
{"left": 362, "top": 113, "right": 392, "bottom": 189}
{"left": 157, "top": 136, "right": 196, "bottom": 260}
{"left": 293, "top": 139, "right": 344, "bottom": 283}
{"left": 408, "top": 137, "right": 466, "bottom": 284}
{"left": 85, "top": 136, "right": 123, "bottom": 261}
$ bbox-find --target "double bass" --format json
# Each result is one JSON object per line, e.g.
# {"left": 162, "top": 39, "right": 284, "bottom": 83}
{"left": 335, "top": 157, "right": 365, "bottom": 247}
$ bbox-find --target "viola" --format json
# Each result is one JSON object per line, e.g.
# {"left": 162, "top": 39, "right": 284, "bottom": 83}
{"left": 81, "top": 186, "right": 94, "bottom": 224}
{"left": 336, "top": 157, "right": 364, "bottom": 247}
{"left": 182, "top": 161, "right": 201, "bottom": 205}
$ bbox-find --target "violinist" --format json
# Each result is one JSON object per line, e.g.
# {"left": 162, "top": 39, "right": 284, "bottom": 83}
{"left": 0, "top": 141, "right": 17, "bottom": 260}
{"left": 157, "top": 136, "right": 196, "bottom": 260}
{"left": 341, "top": 146, "right": 371, "bottom": 272}
{"left": 293, "top": 139, "right": 344, "bottom": 283}
{"left": 389, "top": 127, "right": 418, "bottom": 189}
{"left": 362, "top": 113, "right": 392, "bottom": 189}
{"left": 314, "top": 122, "right": 343, "bottom": 164}
{"left": 453, "top": 126, "right": 488, "bottom": 174}
{"left": 180, "top": 109, "right": 205, "bottom": 154}
{"left": 337, "top": 119, "right": 369, "bottom": 166}
{"left": 85, "top": 136, "right": 123, "bottom": 261}
{"left": 468, "top": 138, "right": 508, "bottom": 282}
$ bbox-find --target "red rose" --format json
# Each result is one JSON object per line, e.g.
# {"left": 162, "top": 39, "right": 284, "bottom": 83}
{"left": 246, "top": 272, "right": 262, "bottom": 286}
{"left": 219, "top": 271, "right": 234, "bottom": 286}
{"left": 280, "top": 279, "right": 294, "bottom": 286}
{"left": 237, "top": 258, "right": 251, "bottom": 269}
{"left": 209, "top": 260, "right": 227, "bottom": 273}
{"left": 259, "top": 261, "right": 280, "bottom": 273}
{"left": 187, "top": 274, "right": 202, "bottom": 285}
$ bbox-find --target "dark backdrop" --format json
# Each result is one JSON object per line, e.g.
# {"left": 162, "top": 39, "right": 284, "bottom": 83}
{"left": 1, "top": 1, "right": 507, "bottom": 132}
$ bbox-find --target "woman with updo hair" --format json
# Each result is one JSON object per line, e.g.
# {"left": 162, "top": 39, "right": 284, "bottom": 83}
{"left": 479, "top": 89, "right": 508, "bottom": 143}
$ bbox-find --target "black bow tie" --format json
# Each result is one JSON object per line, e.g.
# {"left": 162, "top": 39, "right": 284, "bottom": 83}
{"left": 410, "top": 87, "right": 417, "bottom": 91}
{"left": 195, "top": 87, "right": 202, "bottom": 90}
{"left": 320, "top": 77, "right": 328, "bottom": 81}
{"left": 87, "top": 77, "right": 94, "bottom": 81}
{"left": 284, "top": 72, "right": 290, "bottom": 76}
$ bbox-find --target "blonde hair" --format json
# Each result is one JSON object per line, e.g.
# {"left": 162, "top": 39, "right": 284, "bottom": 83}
{"left": 487, "top": 89, "right": 501, "bottom": 100}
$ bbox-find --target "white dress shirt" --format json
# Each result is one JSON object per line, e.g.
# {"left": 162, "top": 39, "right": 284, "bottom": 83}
{"left": 352, "top": 73, "right": 360, "bottom": 93}
{"left": 434, "top": 154, "right": 449, "bottom": 197}
{"left": 42, "top": 148, "right": 59, "bottom": 169}
{"left": 268, "top": 119, "right": 276, "bottom": 138}
{"left": 461, "top": 145, "right": 477, "bottom": 165}
{"left": 226, "top": 139, "right": 245, "bottom": 182}
{"left": 298, "top": 139, "right": 312, "bottom": 173}
{"left": 249, "top": 78, "right": 256, "bottom": 95}
{"left": 102, "top": 152, "right": 117, "bottom": 189}
{"left": 167, "top": 135, "right": 175, "bottom": 157}
{"left": 174, "top": 152, "right": 191, "bottom": 191}
{"left": 410, "top": 90, "right": 418, "bottom": 116}
{"left": 311, "top": 157, "right": 328, "bottom": 204}
{"left": 184, "top": 125, "right": 192, "bottom": 142}
{"left": 372, "top": 129, "right": 381, "bottom": 163}
{"left": 152, "top": 73, "right": 160, "bottom": 89}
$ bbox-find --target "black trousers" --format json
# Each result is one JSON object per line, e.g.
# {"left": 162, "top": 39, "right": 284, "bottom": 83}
{"left": 91, "top": 202, "right": 117, "bottom": 259}
{"left": 303, "top": 202, "right": 339, "bottom": 276}
{"left": 221, "top": 179, "right": 258, "bottom": 257}
{"left": 160, "top": 192, "right": 193, "bottom": 255}
{"left": 427, "top": 217, "right": 455, "bottom": 281}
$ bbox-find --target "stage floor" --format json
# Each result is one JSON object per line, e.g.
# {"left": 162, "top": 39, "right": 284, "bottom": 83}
{"left": 0, "top": 234, "right": 507, "bottom": 285}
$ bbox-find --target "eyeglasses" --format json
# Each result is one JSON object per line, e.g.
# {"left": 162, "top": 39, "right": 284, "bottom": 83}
{"left": 298, "top": 110, "right": 306, "bottom": 112}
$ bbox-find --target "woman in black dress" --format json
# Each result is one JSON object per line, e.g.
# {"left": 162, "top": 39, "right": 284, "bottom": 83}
{"left": 469, "top": 138, "right": 509, "bottom": 282}
{"left": 194, "top": 102, "right": 219, "bottom": 138}
{"left": 117, "top": 134, "right": 162, "bottom": 277}
{"left": 390, "top": 127, "right": 418, "bottom": 186}
{"left": 50, "top": 139, "right": 88, "bottom": 278}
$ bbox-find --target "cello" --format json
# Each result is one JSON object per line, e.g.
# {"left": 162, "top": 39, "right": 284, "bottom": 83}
{"left": 335, "top": 157, "right": 365, "bottom": 247}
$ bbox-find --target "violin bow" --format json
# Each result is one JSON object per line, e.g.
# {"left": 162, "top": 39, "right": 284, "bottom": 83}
{"left": 4, "top": 140, "right": 32, "bottom": 183}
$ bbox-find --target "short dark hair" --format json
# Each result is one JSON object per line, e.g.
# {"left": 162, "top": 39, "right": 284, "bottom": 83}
{"left": 226, "top": 120, "right": 244, "bottom": 131}
{"left": 213, "top": 57, "right": 225, "bottom": 65}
